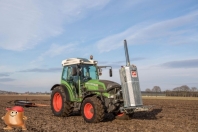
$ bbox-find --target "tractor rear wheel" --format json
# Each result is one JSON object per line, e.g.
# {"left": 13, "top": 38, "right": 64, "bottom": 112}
{"left": 51, "top": 86, "right": 73, "bottom": 117}
{"left": 81, "top": 96, "right": 105, "bottom": 123}
{"left": 115, "top": 112, "right": 134, "bottom": 120}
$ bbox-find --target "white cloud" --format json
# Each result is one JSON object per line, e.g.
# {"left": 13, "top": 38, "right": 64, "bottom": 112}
{"left": 96, "top": 11, "right": 198, "bottom": 52}
{"left": 0, "top": 0, "right": 110, "bottom": 51}
{"left": 0, "top": 65, "right": 15, "bottom": 73}
{"left": 31, "top": 43, "right": 78, "bottom": 64}
{"left": 61, "top": 0, "right": 110, "bottom": 18}
{"left": 139, "top": 66, "right": 198, "bottom": 90}
{"left": 0, "top": 72, "right": 60, "bottom": 92}
{"left": 41, "top": 43, "right": 77, "bottom": 57}
{"left": 160, "top": 59, "right": 198, "bottom": 68}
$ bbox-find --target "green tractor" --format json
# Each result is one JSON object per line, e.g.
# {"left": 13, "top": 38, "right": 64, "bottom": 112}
{"left": 50, "top": 40, "right": 149, "bottom": 123}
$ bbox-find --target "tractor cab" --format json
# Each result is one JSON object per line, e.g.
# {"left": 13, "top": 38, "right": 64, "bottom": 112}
{"left": 61, "top": 57, "right": 112, "bottom": 98}
{"left": 62, "top": 56, "right": 112, "bottom": 79}
{"left": 61, "top": 58, "right": 95, "bottom": 94}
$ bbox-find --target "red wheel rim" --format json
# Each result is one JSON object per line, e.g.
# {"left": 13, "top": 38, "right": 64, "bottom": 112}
{"left": 53, "top": 92, "right": 62, "bottom": 112}
{"left": 117, "top": 112, "right": 124, "bottom": 117}
{"left": 84, "top": 103, "right": 94, "bottom": 119}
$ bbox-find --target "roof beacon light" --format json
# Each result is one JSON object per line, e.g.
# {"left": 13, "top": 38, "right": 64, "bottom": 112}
{"left": 90, "top": 55, "right": 93, "bottom": 60}
{"left": 80, "top": 60, "right": 84, "bottom": 63}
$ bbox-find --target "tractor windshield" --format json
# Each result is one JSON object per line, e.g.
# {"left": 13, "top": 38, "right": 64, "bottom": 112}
{"left": 81, "top": 65, "right": 98, "bottom": 80}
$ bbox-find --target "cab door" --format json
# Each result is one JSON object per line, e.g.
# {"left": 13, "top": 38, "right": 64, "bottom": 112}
{"left": 61, "top": 65, "right": 78, "bottom": 99}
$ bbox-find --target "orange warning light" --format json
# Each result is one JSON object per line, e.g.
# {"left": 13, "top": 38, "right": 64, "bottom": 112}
{"left": 131, "top": 71, "right": 137, "bottom": 77}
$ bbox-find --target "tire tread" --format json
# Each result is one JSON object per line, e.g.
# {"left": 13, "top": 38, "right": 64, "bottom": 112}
{"left": 50, "top": 86, "right": 73, "bottom": 117}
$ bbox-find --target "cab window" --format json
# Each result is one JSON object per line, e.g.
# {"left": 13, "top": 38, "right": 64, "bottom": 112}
{"left": 62, "top": 66, "right": 68, "bottom": 80}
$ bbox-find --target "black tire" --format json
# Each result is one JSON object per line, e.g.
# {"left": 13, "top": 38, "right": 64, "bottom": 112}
{"left": 50, "top": 86, "right": 73, "bottom": 117}
{"left": 81, "top": 96, "right": 105, "bottom": 123}
{"left": 115, "top": 112, "right": 134, "bottom": 120}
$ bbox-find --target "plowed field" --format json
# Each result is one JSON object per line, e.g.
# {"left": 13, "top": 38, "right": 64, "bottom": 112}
{"left": 0, "top": 95, "right": 197, "bottom": 132}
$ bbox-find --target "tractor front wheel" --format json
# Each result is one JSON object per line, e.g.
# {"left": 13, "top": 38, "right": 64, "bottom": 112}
{"left": 81, "top": 96, "right": 105, "bottom": 123}
{"left": 51, "top": 86, "right": 73, "bottom": 117}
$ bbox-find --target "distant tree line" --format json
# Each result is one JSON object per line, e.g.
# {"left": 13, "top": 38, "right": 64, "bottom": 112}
{"left": 166, "top": 85, "right": 198, "bottom": 97}
{"left": 0, "top": 90, "right": 51, "bottom": 95}
{"left": 145, "top": 86, "right": 161, "bottom": 92}
{"left": 24, "top": 91, "right": 51, "bottom": 95}
{"left": 143, "top": 85, "right": 198, "bottom": 97}
{"left": 143, "top": 86, "right": 163, "bottom": 96}
{"left": 0, "top": 90, "right": 18, "bottom": 94}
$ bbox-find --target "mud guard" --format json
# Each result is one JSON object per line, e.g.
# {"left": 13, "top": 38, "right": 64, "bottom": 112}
{"left": 51, "top": 84, "right": 71, "bottom": 101}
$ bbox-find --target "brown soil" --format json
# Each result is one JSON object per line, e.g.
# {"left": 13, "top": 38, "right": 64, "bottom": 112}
{"left": 0, "top": 95, "right": 197, "bottom": 132}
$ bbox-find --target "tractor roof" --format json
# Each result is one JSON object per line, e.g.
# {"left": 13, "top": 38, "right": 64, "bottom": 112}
{"left": 61, "top": 58, "right": 97, "bottom": 66}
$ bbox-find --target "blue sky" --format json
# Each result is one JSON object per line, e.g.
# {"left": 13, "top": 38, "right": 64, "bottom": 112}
{"left": 0, "top": 0, "right": 198, "bottom": 93}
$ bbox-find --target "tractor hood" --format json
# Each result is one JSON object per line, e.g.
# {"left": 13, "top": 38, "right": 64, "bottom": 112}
{"left": 85, "top": 79, "right": 121, "bottom": 92}
{"left": 99, "top": 80, "right": 121, "bottom": 91}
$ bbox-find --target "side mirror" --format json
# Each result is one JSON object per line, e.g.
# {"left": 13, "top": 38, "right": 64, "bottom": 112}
{"left": 72, "top": 67, "right": 77, "bottom": 76}
{"left": 109, "top": 69, "right": 112, "bottom": 77}
{"left": 98, "top": 68, "right": 102, "bottom": 76}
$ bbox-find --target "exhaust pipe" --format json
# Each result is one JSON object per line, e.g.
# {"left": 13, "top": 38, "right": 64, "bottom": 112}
{"left": 124, "top": 40, "right": 130, "bottom": 67}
